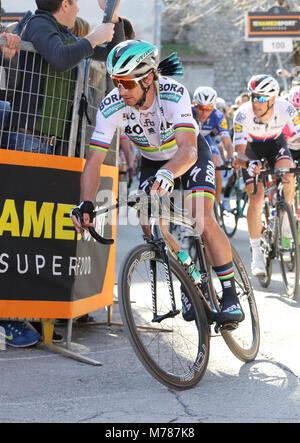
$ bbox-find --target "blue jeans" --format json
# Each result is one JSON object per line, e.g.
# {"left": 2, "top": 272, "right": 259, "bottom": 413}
{"left": 0, "top": 100, "right": 11, "bottom": 129}
{"left": 1, "top": 131, "right": 53, "bottom": 154}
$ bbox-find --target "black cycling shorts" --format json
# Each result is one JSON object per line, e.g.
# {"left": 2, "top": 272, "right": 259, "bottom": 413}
{"left": 242, "top": 133, "right": 293, "bottom": 185}
{"left": 139, "top": 133, "right": 216, "bottom": 202}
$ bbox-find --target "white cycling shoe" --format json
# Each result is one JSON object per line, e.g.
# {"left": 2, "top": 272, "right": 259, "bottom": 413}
{"left": 222, "top": 198, "right": 232, "bottom": 212}
{"left": 251, "top": 255, "right": 267, "bottom": 277}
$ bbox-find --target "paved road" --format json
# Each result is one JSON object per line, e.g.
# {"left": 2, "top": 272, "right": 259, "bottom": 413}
{"left": 1, "top": 200, "right": 300, "bottom": 423}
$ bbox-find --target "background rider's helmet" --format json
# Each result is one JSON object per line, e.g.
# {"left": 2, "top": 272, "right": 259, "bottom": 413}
{"left": 193, "top": 86, "right": 218, "bottom": 106}
{"left": 247, "top": 74, "right": 280, "bottom": 97}
{"left": 215, "top": 97, "right": 227, "bottom": 112}
{"left": 106, "top": 39, "right": 158, "bottom": 78}
{"left": 288, "top": 85, "right": 300, "bottom": 108}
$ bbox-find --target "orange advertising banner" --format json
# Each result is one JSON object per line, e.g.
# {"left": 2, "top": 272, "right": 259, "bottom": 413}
{"left": 0, "top": 150, "right": 118, "bottom": 319}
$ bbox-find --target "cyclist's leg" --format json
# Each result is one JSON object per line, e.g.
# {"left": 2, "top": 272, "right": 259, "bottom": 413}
{"left": 213, "top": 152, "right": 222, "bottom": 204}
{"left": 182, "top": 134, "right": 244, "bottom": 324}
{"left": 274, "top": 142, "right": 295, "bottom": 207}
{"left": 242, "top": 145, "right": 266, "bottom": 276}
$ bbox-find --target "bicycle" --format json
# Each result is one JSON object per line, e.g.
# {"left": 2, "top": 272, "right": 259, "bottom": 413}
{"left": 253, "top": 164, "right": 300, "bottom": 300}
{"left": 218, "top": 166, "right": 248, "bottom": 238}
{"left": 74, "top": 187, "right": 260, "bottom": 390}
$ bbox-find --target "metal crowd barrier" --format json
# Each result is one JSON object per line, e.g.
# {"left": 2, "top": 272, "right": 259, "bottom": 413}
{"left": 0, "top": 36, "right": 119, "bottom": 163}
{"left": 0, "top": 37, "right": 119, "bottom": 364}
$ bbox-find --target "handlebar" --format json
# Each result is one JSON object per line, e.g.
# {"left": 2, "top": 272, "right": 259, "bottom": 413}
{"left": 252, "top": 167, "right": 300, "bottom": 195}
{"left": 71, "top": 207, "right": 115, "bottom": 245}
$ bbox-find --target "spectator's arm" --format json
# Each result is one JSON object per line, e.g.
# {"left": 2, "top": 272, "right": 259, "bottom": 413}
{"left": 0, "top": 32, "right": 20, "bottom": 59}
{"left": 92, "top": 18, "right": 125, "bottom": 61}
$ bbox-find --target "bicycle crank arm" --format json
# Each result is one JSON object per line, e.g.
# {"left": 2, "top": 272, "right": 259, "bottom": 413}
{"left": 152, "top": 310, "right": 180, "bottom": 323}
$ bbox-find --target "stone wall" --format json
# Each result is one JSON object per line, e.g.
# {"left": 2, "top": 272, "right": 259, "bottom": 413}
{"left": 162, "top": 5, "right": 294, "bottom": 104}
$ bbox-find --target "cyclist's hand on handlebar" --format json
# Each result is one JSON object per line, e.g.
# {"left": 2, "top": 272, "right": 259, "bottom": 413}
{"left": 70, "top": 201, "right": 95, "bottom": 234}
{"left": 150, "top": 169, "right": 175, "bottom": 196}
{"left": 247, "top": 160, "right": 262, "bottom": 177}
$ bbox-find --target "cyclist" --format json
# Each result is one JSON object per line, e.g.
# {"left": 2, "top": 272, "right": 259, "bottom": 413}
{"left": 284, "top": 85, "right": 300, "bottom": 159}
{"left": 233, "top": 74, "right": 300, "bottom": 277}
{"left": 192, "top": 86, "right": 234, "bottom": 204}
{"left": 70, "top": 39, "right": 244, "bottom": 325}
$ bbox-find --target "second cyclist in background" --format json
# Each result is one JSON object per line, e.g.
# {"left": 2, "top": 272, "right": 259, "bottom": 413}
{"left": 233, "top": 74, "right": 300, "bottom": 277}
{"left": 192, "top": 86, "right": 234, "bottom": 205}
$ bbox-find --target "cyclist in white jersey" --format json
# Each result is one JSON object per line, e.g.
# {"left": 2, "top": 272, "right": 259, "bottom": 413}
{"left": 234, "top": 74, "right": 300, "bottom": 276}
{"left": 284, "top": 85, "right": 300, "bottom": 160}
{"left": 71, "top": 39, "right": 244, "bottom": 325}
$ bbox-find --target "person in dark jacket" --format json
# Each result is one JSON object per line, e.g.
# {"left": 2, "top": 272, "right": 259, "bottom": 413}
{"left": 1, "top": 0, "right": 125, "bottom": 154}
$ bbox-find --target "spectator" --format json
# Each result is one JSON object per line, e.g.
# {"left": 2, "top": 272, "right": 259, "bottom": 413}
{"left": 0, "top": 32, "right": 20, "bottom": 129}
{"left": 240, "top": 91, "right": 250, "bottom": 104}
{"left": 70, "top": 16, "right": 91, "bottom": 37}
{"left": 0, "top": 33, "right": 41, "bottom": 348}
{"left": 1, "top": 0, "right": 125, "bottom": 154}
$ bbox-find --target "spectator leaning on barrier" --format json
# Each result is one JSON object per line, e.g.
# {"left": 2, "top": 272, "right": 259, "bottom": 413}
{"left": 1, "top": 0, "right": 125, "bottom": 154}
{"left": 0, "top": 33, "right": 42, "bottom": 349}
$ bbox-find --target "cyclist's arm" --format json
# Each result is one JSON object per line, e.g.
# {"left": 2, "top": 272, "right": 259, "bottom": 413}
{"left": 72, "top": 99, "right": 120, "bottom": 232}
{"left": 71, "top": 150, "right": 107, "bottom": 233}
{"left": 120, "top": 135, "right": 135, "bottom": 169}
{"left": 234, "top": 143, "right": 249, "bottom": 168}
{"left": 220, "top": 134, "right": 234, "bottom": 159}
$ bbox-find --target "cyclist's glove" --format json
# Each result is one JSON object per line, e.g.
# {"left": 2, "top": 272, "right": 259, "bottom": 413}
{"left": 155, "top": 169, "right": 175, "bottom": 193}
{"left": 247, "top": 160, "right": 261, "bottom": 177}
{"left": 70, "top": 201, "right": 95, "bottom": 224}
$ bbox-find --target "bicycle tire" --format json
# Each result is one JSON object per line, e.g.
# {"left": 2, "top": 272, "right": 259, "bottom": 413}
{"left": 209, "top": 245, "right": 260, "bottom": 362}
{"left": 118, "top": 243, "right": 210, "bottom": 390}
{"left": 278, "top": 200, "right": 300, "bottom": 299}
{"left": 220, "top": 189, "right": 239, "bottom": 238}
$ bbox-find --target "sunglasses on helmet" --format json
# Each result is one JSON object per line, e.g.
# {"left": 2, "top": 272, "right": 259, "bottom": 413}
{"left": 195, "top": 104, "right": 214, "bottom": 111}
{"left": 250, "top": 93, "right": 270, "bottom": 103}
{"left": 111, "top": 73, "right": 149, "bottom": 90}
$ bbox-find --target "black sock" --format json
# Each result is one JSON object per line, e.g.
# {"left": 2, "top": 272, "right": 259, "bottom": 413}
{"left": 213, "top": 262, "right": 239, "bottom": 309}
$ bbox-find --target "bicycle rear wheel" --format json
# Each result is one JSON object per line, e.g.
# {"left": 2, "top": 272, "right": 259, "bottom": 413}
{"left": 220, "top": 189, "right": 239, "bottom": 237}
{"left": 209, "top": 246, "right": 260, "bottom": 362}
{"left": 118, "top": 243, "right": 210, "bottom": 390}
{"left": 278, "top": 201, "right": 300, "bottom": 299}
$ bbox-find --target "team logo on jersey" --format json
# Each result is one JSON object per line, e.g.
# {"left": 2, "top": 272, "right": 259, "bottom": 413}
{"left": 234, "top": 124, "right": 243, "bottom": 133}
{"left": 219, "top": 118, "right": 228, "bottom": 130}
{"left": 159, "top": 82, "right": 184, "bottom": 103}
{"left": 293, "top": 115, "right": 300, "bottom": 126}
{"left": 100, "top": 93, "right": 125, "bottom": 118}
{"left": 235, "top": 112, "right": 246, "bottom": 123}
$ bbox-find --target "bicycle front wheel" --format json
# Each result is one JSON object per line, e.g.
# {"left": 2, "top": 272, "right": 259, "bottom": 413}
{"left": 209, "top": 246, "right": 260, "bottom": 362}
{"left": 278, "top": 201, "right": 300, "bottom": 299}
{"left": 118, "top": 243, "right": 210, "bottom": 390}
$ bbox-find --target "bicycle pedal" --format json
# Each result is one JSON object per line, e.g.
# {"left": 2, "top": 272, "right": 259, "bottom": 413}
{"left": 220, "top": 322, "right": 239, "bottom": 331}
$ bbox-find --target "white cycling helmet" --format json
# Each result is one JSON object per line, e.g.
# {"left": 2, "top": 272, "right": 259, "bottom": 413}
{"left": 193, "top": 86, "right": 217, "bottom": 106}
{"left": 247, "top": 74, "right": 279, "bottom": 97}
{"left": 215, "top": 97, "right": 227, "bottom": 112}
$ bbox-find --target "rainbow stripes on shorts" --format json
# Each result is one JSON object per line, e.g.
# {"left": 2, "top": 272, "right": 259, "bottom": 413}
{"left": 89, "top": 139, "right": 110, "bottom": 153}
{"left": 185, "top": 185, "right": 216, "bottom": 201}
